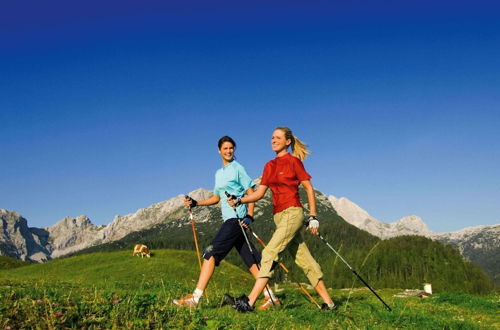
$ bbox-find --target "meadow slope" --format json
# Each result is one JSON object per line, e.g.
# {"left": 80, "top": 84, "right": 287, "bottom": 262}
{"left": 0, "top": 250, "right": 498, "bottom": 329}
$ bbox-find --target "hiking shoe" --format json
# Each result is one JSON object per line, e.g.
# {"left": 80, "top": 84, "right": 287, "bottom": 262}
{"left": 172, "top": 294, "right": 198, "bottom": 308}
{"left": 234, "top": 294, "right": 254, "bottom": 313}
{"left": 321, "top": 303, "right": 337, "bottom": 311}
{"left": 257, "top": 296, "right": 282, "bottom": 310}
{"left": 223, "top": 293, "right": 236, "bottom": 308}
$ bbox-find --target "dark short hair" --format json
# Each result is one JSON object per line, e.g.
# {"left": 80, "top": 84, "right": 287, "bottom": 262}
{"left": 218, "top": 136, "right": 236, "bottom": 149}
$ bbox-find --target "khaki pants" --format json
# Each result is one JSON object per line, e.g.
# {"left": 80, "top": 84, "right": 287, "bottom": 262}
{"left": 258, "top": 207, "right": 324, "bottom": 287}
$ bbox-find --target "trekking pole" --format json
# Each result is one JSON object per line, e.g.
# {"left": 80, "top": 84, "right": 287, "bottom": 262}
{"left": 185, "top": 195, "right": 209, "bottom": 300}
{"left": 246, "top": 227, "right": 322, "bottom": 309}
{"left": 316, "top": 232, "right": 392, "bottom": 312}
{"left": 186, "top": 196, "right": 203, "bottom": 271}
{"left": 225, "top": 191, "right": 276, "bottom": 306}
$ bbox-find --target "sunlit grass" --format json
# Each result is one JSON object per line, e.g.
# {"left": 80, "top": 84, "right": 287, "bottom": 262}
{"left": 0, "top": 250, "right": 498, "bottom": 329}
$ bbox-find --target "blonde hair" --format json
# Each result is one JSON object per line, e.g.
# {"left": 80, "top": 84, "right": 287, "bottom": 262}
{"left": 275, "top": 126, "right": 310, "bottom": 160}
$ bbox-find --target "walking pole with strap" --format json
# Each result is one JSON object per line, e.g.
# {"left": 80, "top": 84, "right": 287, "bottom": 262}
{"left": 246, "top": 227, "right": 322, "bottom": 309}
{"left": 225, "top": 191, "right": 276, "bottom": 306}
{"left": 185, "top": 195, "right": 209, "bottom": 300}
{"left": 314, "top": 230, "right": 392, "bottom": 311}
{"left": 186, "top": 195, "right": 203, "bottom": 271}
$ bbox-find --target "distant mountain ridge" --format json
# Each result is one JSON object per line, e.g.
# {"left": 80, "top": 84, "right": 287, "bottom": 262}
{"left": 1, "top": 187, "right": 495, "bottom": 293}
{"left": 0, "top": 188, "right": 212, "bottom": 261}
{"left": 328, "top": 195, "right": 499, "bottom": 283}
{"left": 328, "top": 196, "right": 433, "bottom": 239}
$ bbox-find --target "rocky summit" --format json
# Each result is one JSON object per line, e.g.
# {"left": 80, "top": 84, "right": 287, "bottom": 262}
{"left": 328, "top": 195, "right": 499, "bottom": 283}
{"left": 328, "top": 196, "right": 432, "bottom": 239}
{"left": 0, "top": 188, "right": 212, "bottom": 261}
{"left": 0, "top": 209, "right": 51, "bottom": 262}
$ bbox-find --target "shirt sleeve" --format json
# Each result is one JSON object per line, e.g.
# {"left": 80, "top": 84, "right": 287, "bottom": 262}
{"left": 293, "top": 158, "right": 312, "bottom": 181}
{"left": 237, "top": 164, "right": 255, "bottom": 191}
{"left": 213, "top": 172, "right": 220, "bottom": 197}
{"left": 260, "top": 162, "right": 271, "bottom": 186}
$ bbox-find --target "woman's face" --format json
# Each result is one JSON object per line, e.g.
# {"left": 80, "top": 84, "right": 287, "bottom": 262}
{"left": 218, "top": 141, "right": 235, "bottom": 162}
{"left": 271, "top": 129, "right": 291, "bottom": 153}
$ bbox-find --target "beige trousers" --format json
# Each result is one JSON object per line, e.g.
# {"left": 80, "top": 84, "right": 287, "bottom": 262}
{"left": 258, "top": 207, "right": 324, "bottom": 287}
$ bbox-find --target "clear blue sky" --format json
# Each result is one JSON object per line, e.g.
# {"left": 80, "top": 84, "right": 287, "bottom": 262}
{"left": 1, "top": 1, "right": 499, "bottom": 232}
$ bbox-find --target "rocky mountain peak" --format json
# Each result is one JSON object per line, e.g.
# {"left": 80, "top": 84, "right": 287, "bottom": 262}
{"left": 394, "top": 215, "right": 432, "bottom": 236}
{"left": 328, "top": 196, "right": 433, "bottom": 239}
{"left": 0, "top": 209, "right": 50, "bottom": 262}
{"left": 48, "top": 215, "right": 94, "bottom": 230}
{"left": 328, "top": 195, "right": 377, "bottom": 227}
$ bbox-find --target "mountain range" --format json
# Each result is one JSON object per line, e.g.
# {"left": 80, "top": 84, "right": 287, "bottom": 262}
{"left": 1, "top": 187, "right": 497, "bottom": 287}
{"left": 328, "top": 195, "right": 499, "bottom": 283}
{"left": 0, "top": 189, "right": 212, "bottom": 262}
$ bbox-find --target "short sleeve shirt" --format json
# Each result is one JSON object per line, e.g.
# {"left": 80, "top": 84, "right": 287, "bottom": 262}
{"left": 260, "top": 153, "right": 312, "bottom": 214}
{"left": 214, "top": 160, "right": 255, "bottom": 221}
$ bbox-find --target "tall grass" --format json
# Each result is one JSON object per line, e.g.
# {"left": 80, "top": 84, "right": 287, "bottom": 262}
{"left": 0, "top": 250, "right": 498, "bottom": 329}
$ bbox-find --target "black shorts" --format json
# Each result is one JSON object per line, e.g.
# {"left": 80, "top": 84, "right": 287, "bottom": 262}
{"left": 203, "top": 218, "right": 261, "bottom": 268}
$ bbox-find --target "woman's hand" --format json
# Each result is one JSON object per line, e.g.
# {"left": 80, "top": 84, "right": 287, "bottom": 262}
{"left": 306, "top": 216, "right": 319, "bottom": 235}
{"left": 240, "top": 214, "right": 254, "bottom": 228}
{"left": 225, "top": 192, "right": 242, "bottom": 208}
{"left": 184, "top": 195, "right": 197, "bottom": 208}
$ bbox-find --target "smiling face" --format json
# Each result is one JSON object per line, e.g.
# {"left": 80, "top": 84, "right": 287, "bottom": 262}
{"left": 271, "top": 129, "right": 291, "bottom": 155}
{"left": 218, "top": 141, "right": 235, "bottom": 164}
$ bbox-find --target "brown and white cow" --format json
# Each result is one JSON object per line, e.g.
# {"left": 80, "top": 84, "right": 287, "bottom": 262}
{"left": 133, "top": 244, "right": 151, "bottom": 258}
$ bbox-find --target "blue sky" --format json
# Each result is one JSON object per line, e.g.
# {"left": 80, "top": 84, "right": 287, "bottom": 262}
{"left": 1, "top": 1, "right": 499, "bottom": 232}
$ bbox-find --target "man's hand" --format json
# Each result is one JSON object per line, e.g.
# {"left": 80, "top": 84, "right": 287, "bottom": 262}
{"left": 306, "top": 216, "right": 319, "bottom": 235}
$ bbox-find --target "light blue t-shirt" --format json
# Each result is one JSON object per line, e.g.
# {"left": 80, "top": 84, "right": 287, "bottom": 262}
{"left": 213, "top": 160, "right": 255, "bottom": 221}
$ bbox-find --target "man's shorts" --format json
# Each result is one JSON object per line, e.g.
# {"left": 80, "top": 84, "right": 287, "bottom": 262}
{"left": 203, "top": 218, "right": 260, "bottom": 268}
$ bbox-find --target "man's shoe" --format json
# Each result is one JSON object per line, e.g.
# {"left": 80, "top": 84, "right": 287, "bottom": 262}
{"left": 257, "top": 296, "right": 282, "bottom": 310}
{"left": 223, "top": 293, "right": 237, "bottom": 308}
{"left": 172, "top": 294, "right": 198, "bottom": 308}
{"left": 234, "top": 294, "right": 254, "bottom": 313}
{"left": 321, "top": 303, "right": 337, "bottom": 311}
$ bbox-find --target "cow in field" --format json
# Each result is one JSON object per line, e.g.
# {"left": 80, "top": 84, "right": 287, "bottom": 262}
{"left": 133, "top": 244, "right": 151, "bottom": 258}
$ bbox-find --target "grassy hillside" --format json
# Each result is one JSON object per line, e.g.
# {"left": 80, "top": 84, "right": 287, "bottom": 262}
{"left": 0, "top": 249, "right": 498, "bottom": 329}
{"left": 0, "top": 250, "right": 253, "bottom": 292}
{"left": 69, "top": 190, "right": 494, "bottom": 294}
{"left": 0, "top": 255, "right": 28, "bottom": 270}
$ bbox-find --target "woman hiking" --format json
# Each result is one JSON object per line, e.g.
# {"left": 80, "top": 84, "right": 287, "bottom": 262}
{"left": 225, "top": 127, "right": 336, "bottom": 312}
{"left": 173, "top": 136, "right": 278, "bottom": 309}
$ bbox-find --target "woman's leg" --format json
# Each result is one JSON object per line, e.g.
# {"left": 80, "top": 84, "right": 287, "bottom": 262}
{"left": 314, "top": 279, "right": 334, "bottom": 306}
{"left": 292, "top": 237, "right": 335, "bottom": 306}
{"left": 246, "top": 208, "right": 303, "bottom": 306}
{"left": 248, "top": 277, "right": 271, "bottom": 305}
{"left": 235, "top": 231, "right": 277, "bottom": 303}
{"left": 248, "top": 264, "right": 259, "bottom": 278}
{"left": 282, "top": 209, "right": 335, "bottom": 306}
{"left": 174, "top": 219, "right": 240, "bottom": 307}
{"left": 195, "top": 256, "right": 216, "bottom": 291}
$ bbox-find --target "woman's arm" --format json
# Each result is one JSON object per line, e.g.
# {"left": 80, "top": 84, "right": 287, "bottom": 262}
{"left": 185, "top": 194, "right": 220, "bottom": 208}
{"left": 198, "top": 194, "right": 221, "bottom": 206}
{"left": 245, "top": 187, "right": 256, "bottom": 216}
{"left": 301, "top": 179, "right": 319, "bottom": 235}
{"left": 301, "top": 180, "right": 316, "bottom": 216}
{"left": 230, "top": 184, "right": 268, "bottom": 205}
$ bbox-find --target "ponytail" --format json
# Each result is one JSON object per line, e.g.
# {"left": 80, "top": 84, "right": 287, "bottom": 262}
{"left": 275, "top": 126, "right": 310, "bottom": 160}
{"left": 291, "top": 135, "right": 310, "bottom": 160}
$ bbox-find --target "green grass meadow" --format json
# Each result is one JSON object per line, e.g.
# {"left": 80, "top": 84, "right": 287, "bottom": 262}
{"left": 0, "top": 250, "right": 498, "bottom": 329}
